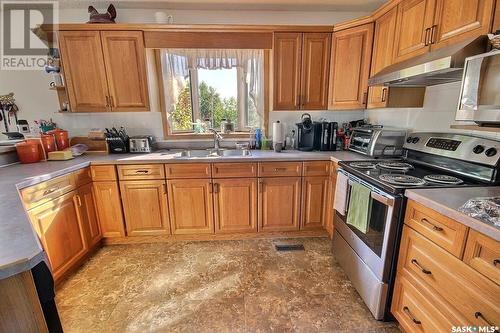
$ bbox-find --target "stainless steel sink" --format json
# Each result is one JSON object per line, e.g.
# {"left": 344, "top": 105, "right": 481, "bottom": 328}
{"left": 175, "top": 149, "right": 251, "bottom": 159}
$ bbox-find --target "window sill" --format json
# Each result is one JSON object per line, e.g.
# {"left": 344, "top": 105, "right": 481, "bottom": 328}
{"left": 165, "top": 132, "right": 252, "bottom": 140}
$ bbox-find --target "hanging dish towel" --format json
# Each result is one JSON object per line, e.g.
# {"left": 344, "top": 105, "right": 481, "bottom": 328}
{"left": 334, "top": 172, "right": 349, "bottom": 216}
{"left": 346, "top": 183, "right": 372, "bottom": 233}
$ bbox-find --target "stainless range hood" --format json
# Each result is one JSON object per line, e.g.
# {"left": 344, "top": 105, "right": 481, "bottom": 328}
{"left": 368, "top": 36, "right": 487, "bottom": 87}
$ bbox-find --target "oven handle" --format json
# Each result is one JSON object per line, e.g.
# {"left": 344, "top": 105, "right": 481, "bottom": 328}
{"left": 371, "top": 192, "right": 395, "bottom": 207}
{"left": 339, "top": 169, "right": 397, "bottom": 207}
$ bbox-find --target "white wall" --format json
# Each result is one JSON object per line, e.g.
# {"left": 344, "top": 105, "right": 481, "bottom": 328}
{"left": 0, "top": 6, "right": 370, "bottom": 140}
{"left": 365, "top": 82, "right": 500, "bottom": 140}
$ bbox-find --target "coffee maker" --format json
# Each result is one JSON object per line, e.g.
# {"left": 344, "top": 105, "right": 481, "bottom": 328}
{"left": 296, "top": 113, "right": 315, "bottom": 151}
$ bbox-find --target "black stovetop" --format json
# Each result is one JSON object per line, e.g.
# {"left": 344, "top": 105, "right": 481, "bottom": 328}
{"left": 338, "top": 159, "right": 488, "bottom": 195}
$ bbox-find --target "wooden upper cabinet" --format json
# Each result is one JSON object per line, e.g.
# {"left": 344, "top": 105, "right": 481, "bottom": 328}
{"left": 120, "top": 180, "right": 169, "bottom": 236}
{"left": 59, "top": 31, "right": 109, "bottom": 112}
{"left": 167, "top": 179, "right": 214, "bottom": 235}
{"left": 431, "top": 0, "right": 495, "bottom": 48}
{"left": 493, "top": 0, "right": 500, "bottom": 32}
{"left": 273, "top": 32, "right": 302, "bottom": 110}
{"left": 300, "top": 33, "right": 331, "bottom": 110}
{"left": 371, "top": 7, "right": 398, "bottom": 76}
{"left": 213, "top": 178, "right": 258, "bottom": 234}
{"left": 329, "top": 23, "right": 374, "bottom": 110}
{"left": 393, "top": 0, "right": 436, "bottom": 63}
{"left": 100, "top": 31, "right": 150, "bottom": 111}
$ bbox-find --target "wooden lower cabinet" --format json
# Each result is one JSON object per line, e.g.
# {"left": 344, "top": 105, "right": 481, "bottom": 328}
{"left": 324, "top": 173, "right": 337, "bottom": 238}
{"left": 259, "top": 177, "right": 301, "bottom": 232}
{"left": 76, "top": 182, "right": 102, "bottom": 248}
{"left": 167, "top": 179, "right": 214, "bottom": 235}
{"left": 28, "top": 191, "right": 87, "bottom": 281}
{"left": 92, "top": 181, "right": 126, "bottom": 237}
{"left": 120, "top": 180, "right": 170, "bottom": 236}
{"left": 301, "top": 176, "right": 328, "bottom": 230}
{"left": 213, "top": 178, "right": 258, "bottom": 234}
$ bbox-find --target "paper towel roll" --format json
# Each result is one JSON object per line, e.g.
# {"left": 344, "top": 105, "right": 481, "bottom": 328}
{"left": 273, "top": 121, "right": 283, "bottom": 143}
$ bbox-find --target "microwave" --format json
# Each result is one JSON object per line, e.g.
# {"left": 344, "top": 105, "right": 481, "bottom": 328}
{"left": 456, "top": 49, "right": 500, "bottom": 125}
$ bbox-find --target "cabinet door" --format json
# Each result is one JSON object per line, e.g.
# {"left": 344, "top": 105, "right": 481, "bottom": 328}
{"left": 59, "top": 31, "right": 109, "bottom": 112}
{"left": 167, "top": 179, "right": 214, "bottom": 235}
{"left": 273, "top": 32, "right": 302, "bottom": 110}
{"left": 301, "top": 32, "right": 331, "bottom": 110}
{"left": 101, "top": 31, "right": 150, "bottom": 111}
{"left": 301, "top": 176, "right": 329, "bottom": 230}
{"left": 324, "top": 173, "right": 337, "bottom": 238}
{"left": 92, "top": 181, "right": 126, "bottom": 237}
{"left": 120, "top": 180, "right": 170, "bottom": 236}
{"left": 371, "top": 7, "right": 398, "bottom": 76}
{"left": 28, "top": 191, "right": 87, "bottom": 280}
{"left": 329, "top": 24, "right": 373, "bottom": 110}
{"left": 259, "top": 177, "right": 301, "bottom": 232}
{"left": 213, "top": 178, "right": 258, "bottom": 234}
{"left": 76, "top": 183, "right": 102, "bottom": 248}
{"left": 393, "top": 0, "right": 436, "bottom": 63}
{"left": 432, "top": 0, "right": 494, "bottom": 48}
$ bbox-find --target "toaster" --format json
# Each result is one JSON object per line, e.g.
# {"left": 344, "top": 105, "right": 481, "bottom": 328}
{"left": 129, "top": 135, "right": 156, "bottom": 153}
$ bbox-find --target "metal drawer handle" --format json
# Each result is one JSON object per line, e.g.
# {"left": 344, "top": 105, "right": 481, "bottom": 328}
{"left": 135, "top": 170, "right": 150, "bottom": 174}
{"left": 493, "top": 259, "right": 500, "bottom": 267}
{"left": 421, "top": 218, "right": 443, "bottom": 231}
{"left": 411, "top": 259, "right": 432, "bottom": 275}
{"left": 475, "top": 312, "right": 497, "bottom": 330}
{"left": 42, "top": 187, "right": 58, "bottom": 196}
{"left": 403, "top": 306, "right": 421, "bottom": 325}
{"left": 274, "top": 167, "right": 287, "bottom": 172}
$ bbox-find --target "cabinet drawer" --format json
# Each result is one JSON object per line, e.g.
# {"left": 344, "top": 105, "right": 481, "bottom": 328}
{"left": 303, "top": 161, "right": 330, "bottom": 176}
{"left": 399, "top": 226, "right": 500, "bottom": 327}
{"left": 392, "top": 273, "right": 468, "bottom": 333}
{"left": 212, "top": 163, "right": 257, "bottom": 178}
{"left": 404, "top": 200, "right": 468, "bottom": 258}
{"left": 90, "top": 165, "right": 117, "bottom": 181}
{"left": 258, "top": 162, "right": 302, "bottom": 177}
{"left": 73, "top": 167, "right": 92, "bottom": 187}
{"left": 117, "top": 164, "right": 165, "bottom": 180}
{"left": 21, "top": 174, "right": 76, "bottom": 210}
{"left": 463, "top": 230, "right": 500, "bottom": 285}
{"left": 165, "top": 163, "right": 211, "bottom": 179}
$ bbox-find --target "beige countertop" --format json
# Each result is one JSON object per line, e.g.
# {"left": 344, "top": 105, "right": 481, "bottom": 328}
{"left": 0, "top": 149, "right": 367, "bottom": 279}
{"left": 405, "top": 187, "right": 500, "bottom": 241}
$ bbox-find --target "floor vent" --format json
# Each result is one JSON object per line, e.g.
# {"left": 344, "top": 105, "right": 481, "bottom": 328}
{"left": 275, "top": 244, "right": 305, "bottom": 251}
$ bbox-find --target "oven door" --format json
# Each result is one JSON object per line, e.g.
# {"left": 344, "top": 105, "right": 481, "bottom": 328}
{"left": 334, "top": 169, "right": 402, "bottom": 282}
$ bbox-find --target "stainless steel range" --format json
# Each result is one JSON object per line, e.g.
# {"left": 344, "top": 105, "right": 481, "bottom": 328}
{"left": 332, "top": 132, "right": 500, "bottom": 321}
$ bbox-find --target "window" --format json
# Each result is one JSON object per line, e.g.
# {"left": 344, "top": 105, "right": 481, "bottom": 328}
{"left": 161, "top": 49, "right": 264, "bottom": 134}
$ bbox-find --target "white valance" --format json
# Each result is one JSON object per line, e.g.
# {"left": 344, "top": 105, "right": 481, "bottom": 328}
{"left": 165, "top": 48, "right": 263, "bottom": 70}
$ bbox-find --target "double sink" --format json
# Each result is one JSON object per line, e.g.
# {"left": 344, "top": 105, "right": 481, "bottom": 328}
{"left": 175, "top": 148, "right": 251, "bottom": 159}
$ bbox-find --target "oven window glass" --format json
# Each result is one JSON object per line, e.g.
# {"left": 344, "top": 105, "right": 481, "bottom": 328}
{"left": 347, "top": 199, "right": 388, "bottom": 257}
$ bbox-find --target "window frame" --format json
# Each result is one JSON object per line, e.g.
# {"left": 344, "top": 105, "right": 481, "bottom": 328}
{"left": 155, "top": 49, "right": 269, "bottom": 140}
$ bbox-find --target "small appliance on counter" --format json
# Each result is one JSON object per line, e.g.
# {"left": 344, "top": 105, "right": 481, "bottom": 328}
{"left": 105, "top": 127, "right": 129, "bottom": 153}
{"left": 296, "top": 113, "right": 316, "bottom": 151}
{"left": 129, "top": 135, "right": 156, "bottom": 153}
{"left": 348, "top": 125, "right": 406, "bottom": 157}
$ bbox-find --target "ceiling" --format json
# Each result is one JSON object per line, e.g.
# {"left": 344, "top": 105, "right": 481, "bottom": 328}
{"left": 57, "top": 0, "right": 387, "bottom": 12}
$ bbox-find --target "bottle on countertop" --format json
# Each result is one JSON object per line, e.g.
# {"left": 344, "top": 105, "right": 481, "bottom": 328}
{"left": 255, "top": 128, "right": 262, "bottom": 150}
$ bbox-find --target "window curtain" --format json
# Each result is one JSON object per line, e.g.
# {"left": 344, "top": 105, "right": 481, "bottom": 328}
{"left": 161, "top": 49, "right": 265, "bottom": 128}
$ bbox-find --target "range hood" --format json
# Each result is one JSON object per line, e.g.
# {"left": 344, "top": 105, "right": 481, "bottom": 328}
{"left": 368, "top": 36, "right": 487, "bottom": 87}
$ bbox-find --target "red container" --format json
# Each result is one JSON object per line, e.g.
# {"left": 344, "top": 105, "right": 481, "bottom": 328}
{"left": 49, "top": 129, "right": 69, "bottom": 150}
{"left": 16, "top": 141, "right": 42, "bottom": 164}
{"left": 41, "top": 134, "right": 57, "bottom": 155}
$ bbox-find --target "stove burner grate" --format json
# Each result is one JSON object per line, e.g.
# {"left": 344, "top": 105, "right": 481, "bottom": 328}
{"left": 379, "top": 174, "right": 426, "bottom": 186}
{"left": 423, "top": 174, "right": 464, "bottom": 185}
{"left": 350, "top": 161, "right": 377, "bottom": 169}
{"left": 377, "top": 162, "right": 414, "bottom": 171}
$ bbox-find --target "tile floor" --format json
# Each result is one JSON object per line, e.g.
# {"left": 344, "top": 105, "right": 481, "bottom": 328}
{"left": 56, "top": 237, "right": 400, "bottom": 333}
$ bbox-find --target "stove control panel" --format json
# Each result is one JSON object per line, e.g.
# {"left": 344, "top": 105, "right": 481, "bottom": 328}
{"left": 404, "top": 132, "right": 500, "bottom": 167}
{"left": 426, "top": 138, "right": 461, "bottom": 151}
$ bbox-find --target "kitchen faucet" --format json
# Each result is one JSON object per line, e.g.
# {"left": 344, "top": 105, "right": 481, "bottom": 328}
{"left": 209, "top": 129, "right": 224, "bottom": 150}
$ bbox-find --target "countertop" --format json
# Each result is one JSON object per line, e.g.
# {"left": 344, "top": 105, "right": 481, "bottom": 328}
{"left": 405, "top": 187, "right": 500, "bottom": 241}
{"left": 0, "top": 149, "right": 366, "bottom": 279}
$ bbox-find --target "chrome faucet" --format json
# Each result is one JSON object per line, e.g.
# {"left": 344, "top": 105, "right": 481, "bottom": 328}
{"left": 209, "top": 129, "right": 224, "bottom": 150}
